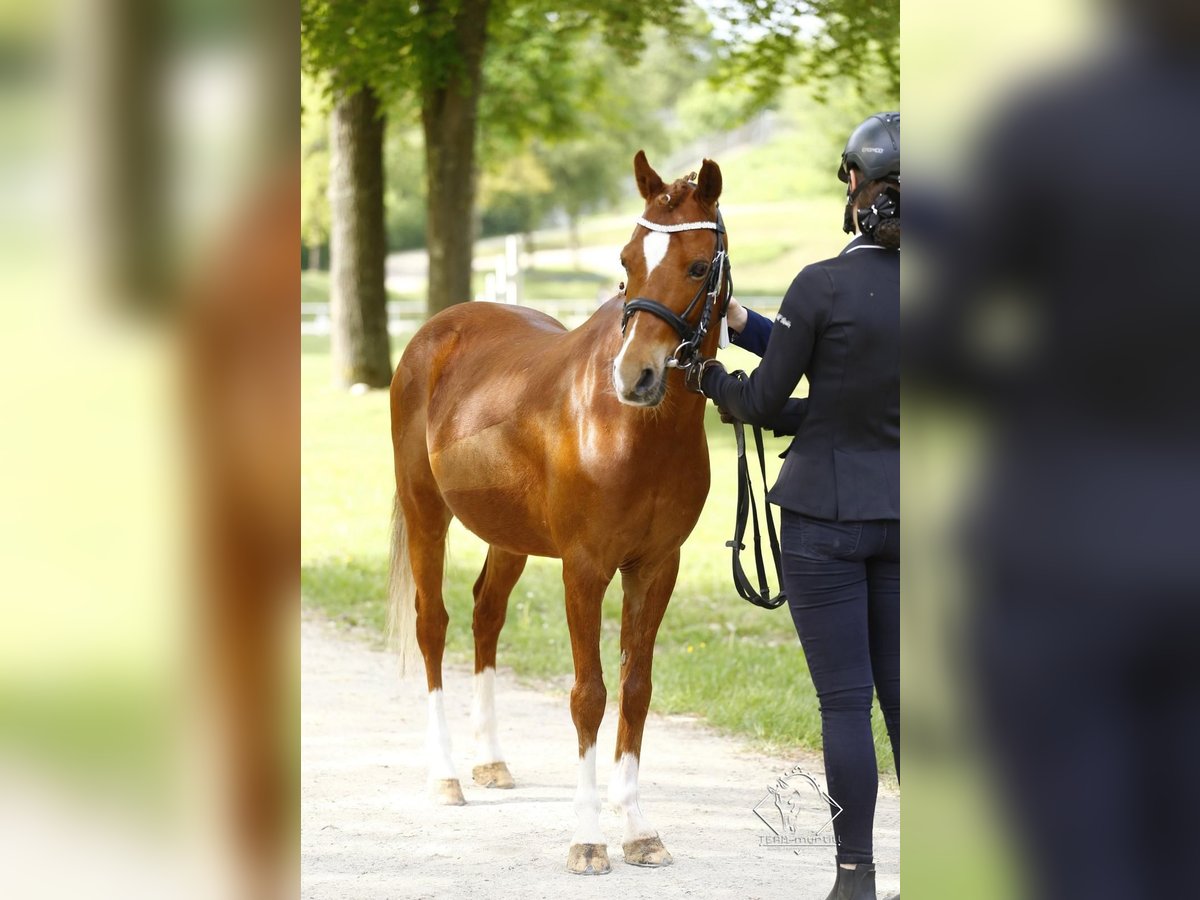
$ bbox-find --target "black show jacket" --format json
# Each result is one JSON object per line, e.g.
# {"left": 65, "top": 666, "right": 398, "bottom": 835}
{"left": 702, "top": 235, "right": 899, "bottom": 521}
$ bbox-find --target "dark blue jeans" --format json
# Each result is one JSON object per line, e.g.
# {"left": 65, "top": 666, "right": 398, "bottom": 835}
{"left": 781, "top": 509, "right": 900, "bottom": 865}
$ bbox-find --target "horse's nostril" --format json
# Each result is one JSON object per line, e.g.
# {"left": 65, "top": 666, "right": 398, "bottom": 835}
{"left": 635, "top": 368, "right": 656, "bottom": 392}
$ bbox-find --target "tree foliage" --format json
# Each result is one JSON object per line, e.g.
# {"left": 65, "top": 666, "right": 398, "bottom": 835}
{"left": 301, "top": 0, "right": 692, "bottom": 109}
{"left": 705, "top": 0, "right": 900, "bottom": 106}
{"left": 477, "top": 23, "right": 708, "bottom": 238}
{"left": 478, "top": 150, "right": 554, "bottom": 237}
{"left": 383, "top": 125, "right": 428, "bottom": 251}
{"left": 301, "top": 0, "right": 900, "bottom": 185}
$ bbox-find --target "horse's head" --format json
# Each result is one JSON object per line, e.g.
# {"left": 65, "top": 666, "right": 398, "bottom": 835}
{"left": 612, "top": 151, "right": 725, "bottom": 407}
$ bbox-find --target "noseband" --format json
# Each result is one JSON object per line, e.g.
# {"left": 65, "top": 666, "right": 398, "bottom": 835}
{"left": 619, "top": 210, "right": 733, "bottom": 383}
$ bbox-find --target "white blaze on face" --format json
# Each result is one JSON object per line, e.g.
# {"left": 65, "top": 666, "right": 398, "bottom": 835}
{"left": 642, "top": 230, "right": 670, "bottom": 276}
{"left": 572, "top": 745, "right": 606, "bottom": 845}
{"left": 471, "top": 667, "right": 504, "bottom": 765}
{"left": 612, "top": 227, "right": 672, "bottom": 401}
{"left": 612, "top": 316, "right": 640, "bottom": 396}
{"left": 426, "top": 689, "right": 458, "bottom": 780}
{"left": 608, "top": 751, "right": 658, "bottom": 843}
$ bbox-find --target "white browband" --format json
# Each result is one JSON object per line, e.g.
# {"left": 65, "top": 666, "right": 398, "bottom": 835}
{"left": 636, "top": 216, "right": 722, "bottom": 233}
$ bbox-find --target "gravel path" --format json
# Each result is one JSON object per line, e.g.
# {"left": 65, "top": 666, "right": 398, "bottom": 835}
{"left": 301, "top": 615, "right": 899, "bottom": 899}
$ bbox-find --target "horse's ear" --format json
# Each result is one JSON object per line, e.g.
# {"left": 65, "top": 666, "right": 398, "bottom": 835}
{"left": 695, "top": 158, "right": 722, "bottom": 208}
{"left": 633, "top": 150, "right": 665, "bottom": 201}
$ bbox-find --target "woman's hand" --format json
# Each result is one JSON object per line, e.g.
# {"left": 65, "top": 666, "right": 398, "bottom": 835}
{"left": 715, "top": 403, "right": 740, "bottom": 425}
{"left": 726, "top": 296, "right": 749, "bottom": 334}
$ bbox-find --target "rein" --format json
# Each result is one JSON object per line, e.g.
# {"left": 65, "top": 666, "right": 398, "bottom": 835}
{"left": 726, "top": 371, "right": 787, "bottom": 610}
{"left": 620, "top": 210, "right": 732, "bottom": 382}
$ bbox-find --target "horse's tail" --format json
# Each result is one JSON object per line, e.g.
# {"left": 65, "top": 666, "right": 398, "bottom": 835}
{"left": 387, "top": 494, "right": 421, "bottom": 678}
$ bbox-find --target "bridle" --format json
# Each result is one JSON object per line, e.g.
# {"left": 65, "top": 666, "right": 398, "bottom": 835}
{"left": 619, "top": 208, "right": 733, "bottom": 387}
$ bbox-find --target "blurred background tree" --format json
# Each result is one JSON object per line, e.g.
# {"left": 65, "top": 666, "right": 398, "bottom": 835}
{"left": 300, "top": 146, "right": 329, "bottom": 272}
{"left": 301, "top": 78, "right": 330, "bottom": 272}
{"left": 538, "top": 139, "right": 627, "bottom": 264}
{"left": 301, "top": 0, "right": 418, "bottom": 387}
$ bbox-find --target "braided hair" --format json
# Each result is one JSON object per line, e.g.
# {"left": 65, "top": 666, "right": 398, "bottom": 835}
{"left": 852, "top": 179, "right": 900, "bottom": 250}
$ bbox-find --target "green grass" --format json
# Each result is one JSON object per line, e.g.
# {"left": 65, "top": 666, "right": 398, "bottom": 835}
{"left": 301, "top": 271, "right": 327, "bottom": 304}
{"left": 301, "top": 270, "right": 417, "bottom": 304}
{"left": 302, "top": 336, "right": 894, "bottom": 773}
{"left": 721, "top": 199, "right": 847, "bottom": 296}
{"left": 0, "top": 681, "right": 176, "bottom": 810}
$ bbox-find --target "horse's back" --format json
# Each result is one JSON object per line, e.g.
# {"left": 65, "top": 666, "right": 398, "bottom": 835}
{"left": 406, "top": 301, "right": 569, "bottom": 361}
{"left": 395, "top": 299, "right": 623, "bottom": 407}
{"left": 392, "top": 302, "right": 569, "bottom": 418}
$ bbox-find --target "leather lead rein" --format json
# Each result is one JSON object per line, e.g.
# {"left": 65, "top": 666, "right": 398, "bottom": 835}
{"left": 726, "top": 370, "right": 787, "bottom": 610}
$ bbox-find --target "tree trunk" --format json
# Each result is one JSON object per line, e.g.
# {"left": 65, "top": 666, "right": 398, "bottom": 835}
{"left": 328, "top": 85, "right": 391, "bottom": 389}
{"left": 422, "top": 0, "right": 491, "bottom": 316}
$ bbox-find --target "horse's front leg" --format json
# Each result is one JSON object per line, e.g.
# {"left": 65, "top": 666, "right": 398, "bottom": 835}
{"left": 562, "top": 560, "right": 614, "bottom": 875}
{"left": 609, "top": 550, "right": 678, "bottom": 867}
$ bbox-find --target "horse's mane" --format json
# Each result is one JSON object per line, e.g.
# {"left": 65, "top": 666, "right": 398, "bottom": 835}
{"left": 654, "top": 176, "right": 700, "bottom": 212}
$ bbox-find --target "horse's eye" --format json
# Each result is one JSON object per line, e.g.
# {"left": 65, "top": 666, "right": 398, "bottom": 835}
{"left": 688, "top": 261, "right": 709, "bottom": 278}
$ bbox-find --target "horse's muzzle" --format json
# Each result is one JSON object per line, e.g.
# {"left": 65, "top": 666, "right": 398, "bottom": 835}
{"left": 614, "top": 364, "right": 667, "bottom": 407}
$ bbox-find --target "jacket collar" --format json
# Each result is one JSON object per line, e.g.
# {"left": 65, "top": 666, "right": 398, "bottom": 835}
{"left": 840, "top": 234, "right": 888, "bottom": 256}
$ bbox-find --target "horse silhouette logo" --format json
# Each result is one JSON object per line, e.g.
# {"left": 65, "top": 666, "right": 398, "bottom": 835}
{"left": 753, "top": 766, "right": 842, "bottom": 851}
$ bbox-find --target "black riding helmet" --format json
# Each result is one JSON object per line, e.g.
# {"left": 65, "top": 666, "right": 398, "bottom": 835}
{"left": 838, "top": 112, "right": 900, "bottom": 184}
{"left": 839, "top": 112, "right": 900, "bottom": 234}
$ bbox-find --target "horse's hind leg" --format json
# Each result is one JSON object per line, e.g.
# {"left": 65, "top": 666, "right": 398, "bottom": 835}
{"left": 469, "top": 546, "right": 526, "bottom": 789}
{"left": 402, "top": 489, "right": 463, "bottom": 805}
{"left": 392, "top": 340, "right": 470, "bottom": 805}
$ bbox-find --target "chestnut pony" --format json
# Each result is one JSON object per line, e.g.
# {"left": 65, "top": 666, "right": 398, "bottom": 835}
{"left": 389, "top": 152, "right": 730, "bottom": 874}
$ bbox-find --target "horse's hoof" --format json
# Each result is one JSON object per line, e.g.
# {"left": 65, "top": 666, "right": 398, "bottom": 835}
{"left": 623, "top": 836, "right": 673, "bottom": 867}
{"left": 566, "top": 843, "right": 611, "bottom": 875}
{"left": 472, "top": 761, "right": 514, "bottom": 789}
{"left": 431, "top": 778, "right": 466, "bottom": 806}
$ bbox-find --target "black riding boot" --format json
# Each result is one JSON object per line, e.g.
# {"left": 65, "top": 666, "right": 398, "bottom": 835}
{"left": 824, "top": 863, "right": 876, "bottom": 900}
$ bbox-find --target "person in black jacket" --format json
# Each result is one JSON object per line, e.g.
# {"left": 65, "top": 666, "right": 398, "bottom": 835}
{"left": 701, "top": 113, "right": 900, "bottom": 900}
